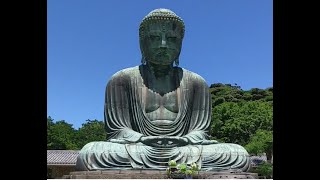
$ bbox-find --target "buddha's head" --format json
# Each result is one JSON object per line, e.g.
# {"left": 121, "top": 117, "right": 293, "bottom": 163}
{"left": 139, "top": 8, "right": 185, "bottom": 66}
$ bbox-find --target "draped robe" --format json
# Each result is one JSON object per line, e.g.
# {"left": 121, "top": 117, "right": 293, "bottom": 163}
{"left": 76, "top": 65, "right": 250, "bottom": 171}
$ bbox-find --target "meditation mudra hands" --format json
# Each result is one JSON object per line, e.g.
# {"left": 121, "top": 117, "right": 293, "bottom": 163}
{"left": 109, "top": 135, "right": 219, "bottom": 148}
{"left": 140, "top": 136, "right": 188, "bottom": 147}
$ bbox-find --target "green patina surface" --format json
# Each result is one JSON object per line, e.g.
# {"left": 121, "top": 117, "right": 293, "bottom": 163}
{"left": 76, "top": 8, "right": 250, "bottom": 171}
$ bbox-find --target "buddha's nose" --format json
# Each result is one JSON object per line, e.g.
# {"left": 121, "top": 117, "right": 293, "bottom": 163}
{"left": 160, "top": 35, "right": 167, "bottom": 49}
{"left": 160, "top": 39, "right": 167, "bottom": 48}
{"left": 162, "top": 39, "right": 166, "bottom": 46}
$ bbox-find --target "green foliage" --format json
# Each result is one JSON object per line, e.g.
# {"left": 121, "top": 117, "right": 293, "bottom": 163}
{"left": 168, "top": 160, "right": 177, "bottom": 167}
{"left": 248, "top": 87, "right": 273, "bottom": 102}
{"left": 209, "top": 83, "right": 273, "bottom": 162}
{"left": 47, "top": 118, "right": 78, "bottom": 150}
{"left": 210, "top": 83, "right": 243, "bottom": 107}
{"left": 213, "top": 97, "right": 225, "bottom": 106}
{"left": 211, "top": 101, "right": 273, "bottom": 146}
{"left": 177, "top": 163, "right": 187, "bottom": 173}
{"left": 76, "top": 119, "right": 106, "bottom": 148}
{"left": 167, "top": 161, "right": 199, "bottom": 179}
{"left": 253, "top": 162, "right": 273, "bottom": 178}
{"left": 185, "top": 170, "right": 193, "bottom": 175}
{"left": 190, "top": 163, "right": 199, "bottom": 171}
{"left": 47, "top": 117, "right": 105, "bottom": 150}
{"left": 47, "top": 116, "right": 54, "bottom": 148}
{"left": 245, "top": 130, "right": 273, "bottom": 155}
{"left": 210, "top": 83, "right": 273, "bottom": 108}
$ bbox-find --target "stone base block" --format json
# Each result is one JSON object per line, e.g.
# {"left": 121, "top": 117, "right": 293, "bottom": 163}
{"left": 62, "top": 170, "right": 259, "bottom": 179}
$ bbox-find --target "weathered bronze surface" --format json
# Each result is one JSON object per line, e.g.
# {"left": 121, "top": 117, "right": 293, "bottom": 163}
{"left": 76, "top": 8, "right": 250, "bottom": 171}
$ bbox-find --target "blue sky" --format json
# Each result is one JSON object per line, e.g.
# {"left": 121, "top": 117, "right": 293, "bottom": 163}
{"left": 47, "top": 0, "right": 273, "bottom": 129}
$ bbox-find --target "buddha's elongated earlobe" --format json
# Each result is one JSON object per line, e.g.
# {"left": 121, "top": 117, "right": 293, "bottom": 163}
{"left": 174, "top": 58, "right": 179, "bottom": 66}
{"left": 141, "top": 56, "right": 146, "bottom": 65}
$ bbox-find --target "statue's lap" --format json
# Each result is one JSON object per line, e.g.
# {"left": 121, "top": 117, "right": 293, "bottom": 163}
{"left": 76, "top": 141, "right": 250, "bottom": 171}
{"left": 79, "top": 141, "right": 248, "bottom": 159}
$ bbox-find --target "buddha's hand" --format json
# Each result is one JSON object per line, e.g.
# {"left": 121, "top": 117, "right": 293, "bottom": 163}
{"left": 140, "top": 136, "right": 164, "bottom": 147}
{"left": 109, "top": 138, "right": 129, "bottom": 144}
{"left": 140, "top": 136, "right": 188, "bottom": 147}
{"left": 200, "top": 139, "right": 219, "bottom": 145}
{"left": 163, "top": 136, "right": 189, "bottom": 146}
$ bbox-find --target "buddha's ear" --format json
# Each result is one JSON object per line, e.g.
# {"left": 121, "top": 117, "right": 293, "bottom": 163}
{"left": 141, "top": 56, "right": 146, "bottom": 65}
{"left": 139, "top": 39, "right": 146, "bottom": 62}
{"left": 174, "top": 58, "right": 179, "bottom": 66}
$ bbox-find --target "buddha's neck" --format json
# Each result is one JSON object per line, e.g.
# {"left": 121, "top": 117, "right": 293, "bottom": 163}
{"left": 146, "top": 62, "right": 174, "bottom": 79}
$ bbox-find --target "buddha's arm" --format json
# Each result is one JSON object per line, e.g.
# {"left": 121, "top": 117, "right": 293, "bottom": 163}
{"left": 108, "top": 128, "right": 144, "bottom": 143}
{"left": 104, "top": 72, "right": 144, "bottom": 144}
{"left": 181, "top": 75, "right": 219, "bottom": 145}
{"left": 184, "top": 130, "right": 218, "bottom": 144}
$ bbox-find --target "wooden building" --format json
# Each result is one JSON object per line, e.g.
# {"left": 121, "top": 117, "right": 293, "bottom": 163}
{"left": 47, "top": 150, "right": 79, "bottom": 179}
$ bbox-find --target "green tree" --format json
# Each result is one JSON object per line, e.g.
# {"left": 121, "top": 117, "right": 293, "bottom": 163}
{"left": 76, "top": 119, "right": 106, "bottom": 149}
{"left": 47, "top": 119, "right": 78, "bottom": 150}
{"left": 210, "top": 83, "right": 273, "bottom": 103}
{"left": 244, "top": 87, "right": 273, "bottom": 102}
{"left": 47, "top": 116, "right": 55, "bottom": 148}
{"left": 245, "top": 130, "right": 273, "bottom": 161}
{"left": 210, "top": 83, "right": 243, "bottom": 107}
{"left": 253, "top": 162, "right": 273, "bottom": 178}
{"left": 211, "top": 101, "right": 273, "bottom": 146}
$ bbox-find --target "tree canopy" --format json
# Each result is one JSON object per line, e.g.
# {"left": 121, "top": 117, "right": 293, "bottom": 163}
{"left": 245, "top": 129, "right": 273, "bottom": 160}
{"left": 47, "top": 117, "right": 106, "bottom": 150}
{"left": 76, "top": 119, "right": 106, "bottom": 148}
{"left": 211, "top": 101, "right": 273, "bottom": 145}
{"left": 209, "top": 83, "right": 273, "bottom": 161}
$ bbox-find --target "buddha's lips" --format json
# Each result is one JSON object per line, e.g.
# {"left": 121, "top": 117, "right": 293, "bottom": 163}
{"left": 157, "top": 51, "right": 168, "bottom": 55}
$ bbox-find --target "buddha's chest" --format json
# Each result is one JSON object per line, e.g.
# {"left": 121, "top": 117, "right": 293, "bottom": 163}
{"left": 144, "top": 89, "right": 178, "bottom": 113}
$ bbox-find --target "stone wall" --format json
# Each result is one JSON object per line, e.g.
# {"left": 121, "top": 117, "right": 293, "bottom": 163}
{"left": 47, "top": 165, "right": 76, "bottom": 179}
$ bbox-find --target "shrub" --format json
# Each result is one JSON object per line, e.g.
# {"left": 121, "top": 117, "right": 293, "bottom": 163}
{"left": 254, "top": 162, "right": 273, "bottom": 178}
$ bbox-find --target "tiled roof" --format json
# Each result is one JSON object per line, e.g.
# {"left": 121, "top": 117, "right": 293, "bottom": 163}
{"left": 47, "top": 150, "right": 79, "bottom": 165}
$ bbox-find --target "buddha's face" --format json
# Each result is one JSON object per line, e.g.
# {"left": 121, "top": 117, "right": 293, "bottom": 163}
{"left": 142, "top": 21, "right": 183, "bottom": 65}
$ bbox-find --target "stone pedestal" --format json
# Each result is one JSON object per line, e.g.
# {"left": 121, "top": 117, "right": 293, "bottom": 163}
{"left": 62, "top": 170, "right": 167, "bottom": 179}
{"left": 62, "top": 170, "right": 259, "bottom": 179}
{"left": 203, "top": 171, "right": 259, "bottom": 179}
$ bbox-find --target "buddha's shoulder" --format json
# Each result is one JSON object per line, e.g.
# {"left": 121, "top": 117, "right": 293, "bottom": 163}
{"left": 181, "top": 68, "right": 208, "bottom": 85}
{"left": 110, "top": 66, "right": 140, "bottom": 80}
